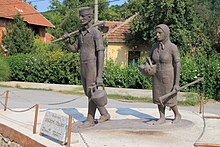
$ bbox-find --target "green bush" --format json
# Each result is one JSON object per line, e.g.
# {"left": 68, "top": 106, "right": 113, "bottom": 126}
{"left": 6, "top": 51, "right": 219, "bottom": 100}
{"left": 103, "top": 60, "right": 152, "bottom": 89}
{"left": 181, "top": 53, "right": 220, "bottom": 100}
{"left": 104, "top": 53, "right": 220, "bottom": 100}
{"left": 7, "top": 51, "right": 81, "bottom": 85}
{"left": 2, "top": 14, "right": 35, "bottom": 55}
{"left": 33, "top": 39, "right": 62, "bottom": 53}
{"left": 0, "top": 56, "right": 10, "bottom": 81}
{"left": 203, "top": 54, "right": 220, "bottom": 100}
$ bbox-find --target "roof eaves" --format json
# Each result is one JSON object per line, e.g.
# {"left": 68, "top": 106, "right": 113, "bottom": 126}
{"left": 24, "top": 2, "right": 55, "bottom": 28}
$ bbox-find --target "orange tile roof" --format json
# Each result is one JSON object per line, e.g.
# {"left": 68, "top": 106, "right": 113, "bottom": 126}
{"left": 0, "top": 0, "right": 55, "bottom": 28}
{"left": 105, "top": 21, "right": 129, "bottom": 42}
{"left": 104, "top": 14, "right": 138, "bottom": 42}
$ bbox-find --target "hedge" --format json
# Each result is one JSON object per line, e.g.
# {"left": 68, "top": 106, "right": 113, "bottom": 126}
{"left": 0, "top": 56, "right": 10, "bottom": 81}
{"left": 7, "top": 51, "right": 81, "bottom": 85}
{"left": 6, "top": 52, "right": 220, "bottom": 100}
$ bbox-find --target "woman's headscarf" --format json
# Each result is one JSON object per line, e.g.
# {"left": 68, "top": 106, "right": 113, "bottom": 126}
{"left": 156, "top": 24, "right": 170, "bottom": 44}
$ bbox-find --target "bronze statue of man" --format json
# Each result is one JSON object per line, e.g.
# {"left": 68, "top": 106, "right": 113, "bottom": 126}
{"left": 64, "top": 7, "right": 110, "bottom": 128}
{"left": 148, "top": 24, "right": 181, "bottom": 125}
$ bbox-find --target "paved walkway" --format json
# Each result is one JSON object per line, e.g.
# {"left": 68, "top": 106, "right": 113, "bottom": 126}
{"left": 0, "top": 81, "right": 219, "bottom": 147}
{"left": 1, "top": 107, "right": 220, "bottom": 147}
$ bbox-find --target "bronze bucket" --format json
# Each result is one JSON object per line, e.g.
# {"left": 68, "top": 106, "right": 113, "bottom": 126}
{"left": 90, "top": 85, "right": 107, "bottom": 107}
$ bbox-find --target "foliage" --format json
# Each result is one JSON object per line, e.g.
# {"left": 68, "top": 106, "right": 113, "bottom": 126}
{"left": 128, "top": 0, "right": 212, "bottom": 55}
{"left": 44, "top": 0, "right": 109, "bottom": 44}
{"left": 102, "top": 0, "right": 145, "bottom": 21}
{"left": 6, "top": 50, "right": 220, "bottom": 100}
{"left": 194, "top": 0, "right": 220, "bottom": 53}
{"left": 0, "top": 56, "right": 10, "bottom": 81}
{"left": 103, "top": 56, "right": 219, "bottom": 101}
{"left": 177, "top": 92, "right": 200, "bottom": 106}
{"left": 33, "top": 39, "right": 62, "bottom": 53}
{"left": 7, "top": 51, "right": 81, "bottom": 84}
{"left": 2, "top": 14, "right": 35, "bottom": 55}
{"left": 103, "top": 60, "right": 152, "bottom": 89}
{"left": 180, "top": 53, "right": 220, "bottom": 100}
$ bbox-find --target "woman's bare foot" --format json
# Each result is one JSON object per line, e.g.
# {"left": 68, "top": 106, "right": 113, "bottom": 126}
{"left": 153, "top": 118, "right": 166, "bottom": 125}
{"left": 172, "top": 114, "right": 181, "bottom": 124}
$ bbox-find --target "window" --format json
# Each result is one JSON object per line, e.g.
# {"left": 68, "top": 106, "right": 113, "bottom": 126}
{"left": 128, "top": 51, "right": 140, "bottom": 65}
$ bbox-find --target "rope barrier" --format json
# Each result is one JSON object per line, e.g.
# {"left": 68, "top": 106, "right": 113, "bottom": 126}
{"left": 0, "top": 91, "right": 6, "bottom": 96}
{"left": 8, "top": 90, "right": 33, "bottom": 103}
{"left": 0, "top": 113, "right": 34, "bottom": 125}
{"left": 0, "top": 100, "right": 36, "bottom": 113}
{"left": 40, "top": 96, "right": 83, "bottom": 106}
{"left": 0, "top": 96, "right": 5, "bottom": 99}
{"left": 7, "top": 89, "right": 83, "bottom": 106}
{"left": 194, "top": 108, "right": 206, "bottom": 144}
{"left": 194, "top": 93, "right": 207, "bottom": 146}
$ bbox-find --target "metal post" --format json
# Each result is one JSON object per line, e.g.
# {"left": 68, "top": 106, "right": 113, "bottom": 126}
{"left": 33, "top": 104, "right": 39, "bottom": 134}
{"left": 67, "top": 115, "right": 72, "bottom": 147}
{"left": 204, "top": 116, "right": 220, "bottom": 119}
{"left": 199, "top": 93, "right": 204, "bottom": 114}
{"left": 4, "top": 90, "right": 9, "bottom": 111}
{"left": 94, "top": 0, "right": 98, "bottom": 22}
{"left": 194, "top": 143, "right": 220, "bottom": 147}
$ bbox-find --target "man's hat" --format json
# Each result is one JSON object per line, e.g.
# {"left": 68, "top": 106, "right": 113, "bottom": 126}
{"left": 79, "top": 7, "right": 93, "bottom": 15}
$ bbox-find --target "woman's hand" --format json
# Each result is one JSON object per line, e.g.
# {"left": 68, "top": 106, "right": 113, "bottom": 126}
{"left": 172, "top": 84, "right": 180, "bottom": 92}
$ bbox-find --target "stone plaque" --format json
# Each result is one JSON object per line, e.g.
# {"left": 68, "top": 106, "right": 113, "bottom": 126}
{"left": 40, "top": 111, "right": 68, "bottom": 142}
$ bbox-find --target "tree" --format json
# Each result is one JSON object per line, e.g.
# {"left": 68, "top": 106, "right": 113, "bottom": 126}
{"left": 44, "top": 0, "right": 109, "bottom": 45}
{"left": 2, "top": 14, "right": 35, "bottom": 55}
{"left": 129, "top": 0, "right": 211, "bottom": 55}
{"left": 103, "top": 0, "right": 144, "bottom": 21}
{"left": 194, "top": 0, "right": 220, "bottom": 53}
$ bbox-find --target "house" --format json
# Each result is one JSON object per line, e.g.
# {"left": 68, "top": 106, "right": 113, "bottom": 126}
{"left": 104, "top": 14, "right": 148, "bottom": 67}
{"left": 0, "top": 0, "right": 55, "bottom": 43}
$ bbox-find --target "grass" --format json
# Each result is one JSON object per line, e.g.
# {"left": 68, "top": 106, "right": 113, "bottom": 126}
{"left": 177, "top": 92, "right": 200, "bottom": 106}
{"left": 0, "top": 84, "right": 53, "bottom": 91}
{"left": 107, "top": 94, "right": 153, "bottom": 103}
{"left": 58, "top": 87, "right": 84, "bottom": 95}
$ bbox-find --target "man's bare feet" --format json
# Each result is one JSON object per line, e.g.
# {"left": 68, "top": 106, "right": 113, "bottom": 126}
{"left": 98, "top": 113, "right": 111, "bottom": 123}
{"left": 78, "top": 121, "right": 95, "bottom": 128}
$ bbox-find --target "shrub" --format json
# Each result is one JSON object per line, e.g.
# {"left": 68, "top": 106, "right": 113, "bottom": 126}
{"left": 33, "top": 39, "right": 62, "bottom": 53}
{"left": 104, "top": 60, "right": 152, "bottom": 89}
{"left": 2, "top": 14, "right": 35, "bottom": 55}
{"left": 0, "top": 56, "right": 10, "bottom": 81}
{"left": 7, "top": 51, "right": 219, "bottom": 100}
{"left": 181, "top": 53, "right": 220, "bottom": 100}
{"left": 7, "top": 51, "right": 81, "bottom": 84}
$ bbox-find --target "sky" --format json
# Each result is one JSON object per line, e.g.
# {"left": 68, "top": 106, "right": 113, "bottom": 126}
{"left": 27, "top": 0, "right": 128, "bottom": 12}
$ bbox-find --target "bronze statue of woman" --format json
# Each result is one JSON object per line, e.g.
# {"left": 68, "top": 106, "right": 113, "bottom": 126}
{"left": 148, "top": 24, "right": 181, "bottom": 125}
